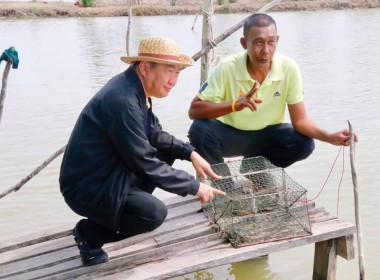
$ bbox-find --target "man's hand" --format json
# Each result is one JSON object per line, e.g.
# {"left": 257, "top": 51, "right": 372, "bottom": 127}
{"left": 234, "top": 82, "right": 262, "bottom": 112}
{"left": 197, "top": 182, "right": 226, "bottom": 203}
{"left": 328, "top": 129, "right": 359, "bottom": 146}
{"left": 190, "top": 151, "right": 221, "bottom": 180}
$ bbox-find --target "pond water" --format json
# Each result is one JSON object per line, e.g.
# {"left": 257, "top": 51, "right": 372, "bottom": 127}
{"left": 1, "top": 9, "right": 380, "bottom": 279}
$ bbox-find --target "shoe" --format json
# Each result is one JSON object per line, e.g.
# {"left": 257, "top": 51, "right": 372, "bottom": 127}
{"left": 73, "top": 219, "right": 109, "bottom": 266}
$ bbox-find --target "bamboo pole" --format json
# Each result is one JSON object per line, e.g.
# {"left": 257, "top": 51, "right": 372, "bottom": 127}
{"left": 126, "top": 0, "right": 132, "bottom": 56}
{"left": 192, "top": 0, "right": 283, "bottom": 62}
{"left": 348, "top": 120, "right": 365, "bottom": 280}
{"left": 200, "top": 0, "right": 213, "bottom": 85}
{"left": 0, "top": 145, "right": 66, "bottom": 200}
{"left": 0, "top": 60, "right": 12, "bottom": 124}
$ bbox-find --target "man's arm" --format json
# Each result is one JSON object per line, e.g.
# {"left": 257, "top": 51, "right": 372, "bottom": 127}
{"left": 188, "top": 96, "right": 233, "bottom": 120}
{"left": 288, "top": 102, "right": 358, "bottom": 146}
{"left": 188, "top": 82, "right": 261, "bottom": 120}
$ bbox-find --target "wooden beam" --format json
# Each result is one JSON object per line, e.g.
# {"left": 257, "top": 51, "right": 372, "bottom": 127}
{"left": 313, "top": 239, "right": 337, "bottom": 280}
{"left": 336, "top": 234, "right": 355, "bottom": 260}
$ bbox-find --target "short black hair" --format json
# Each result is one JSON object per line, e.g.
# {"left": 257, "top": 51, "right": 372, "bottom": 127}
{"left": 243, "top": 13, "right": 277, "bottom": 38}
{"left": 132, "top": 61, "right": 157, "bottom": 70}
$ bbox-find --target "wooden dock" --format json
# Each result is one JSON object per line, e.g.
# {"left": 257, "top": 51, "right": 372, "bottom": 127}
{"left": 0, "top": 195, "right": 356, "bottom": 280}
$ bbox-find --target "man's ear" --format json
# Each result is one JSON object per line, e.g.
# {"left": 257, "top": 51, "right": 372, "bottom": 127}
{"left": 240, "top": 37, "right": 247, "bottom": 49}
{"left": 139, "top": 61, "right": 149, "bottom": 77}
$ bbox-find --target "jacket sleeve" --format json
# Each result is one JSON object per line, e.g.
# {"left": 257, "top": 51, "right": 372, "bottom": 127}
{"left": 149, "top": 112, "right": 195, "bottom": 161}
{"left": 103, "top": 93, "right": 199, "bottom": 196}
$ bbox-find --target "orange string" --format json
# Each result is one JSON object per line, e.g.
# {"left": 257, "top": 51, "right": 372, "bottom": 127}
{"left": 336, "top": 146, "right": 345, "bottom": 217}
{"left": 303, "top": 145, "right": 343, "bottom": 203}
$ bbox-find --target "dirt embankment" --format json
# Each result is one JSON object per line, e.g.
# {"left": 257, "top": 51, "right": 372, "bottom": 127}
{"left": 0, "top": 0, "right": 379, "bottom": 19}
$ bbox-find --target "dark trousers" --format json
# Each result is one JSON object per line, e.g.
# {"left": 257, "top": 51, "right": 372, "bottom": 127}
{"left": 188, "top": 119, "right": 315, "bottom": 168}
{"left": 80, "top": 151, "right": 174, "bottom": 249}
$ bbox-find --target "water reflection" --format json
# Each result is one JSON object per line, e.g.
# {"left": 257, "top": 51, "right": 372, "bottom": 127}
{"left": 176, "top": 257, "right": 274, "bottom": 280}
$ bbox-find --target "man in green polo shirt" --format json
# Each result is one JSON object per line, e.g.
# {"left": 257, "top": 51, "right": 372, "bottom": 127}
{"left": 188, "top": 13, "right": 357, "bottom": 168}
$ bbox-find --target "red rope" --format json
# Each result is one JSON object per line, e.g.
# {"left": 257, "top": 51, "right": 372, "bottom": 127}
{"left": 336, "top": 146, "right": 345, "bottom": 217}
{"left": 303, "top": 145, "right": 343, "bottom": 203}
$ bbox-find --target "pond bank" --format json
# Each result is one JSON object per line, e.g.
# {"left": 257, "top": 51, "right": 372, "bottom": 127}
{"left": 1, "top": 0, "right": 380, "bottom": 19}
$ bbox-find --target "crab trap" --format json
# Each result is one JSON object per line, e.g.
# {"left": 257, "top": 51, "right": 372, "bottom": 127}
{"left": 202, "top": 157, "right": 312, "bottom": 247}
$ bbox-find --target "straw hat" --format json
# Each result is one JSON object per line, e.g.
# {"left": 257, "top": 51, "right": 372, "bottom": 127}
{"left": 121, "top": 37, "right": 194, "bottom": 68}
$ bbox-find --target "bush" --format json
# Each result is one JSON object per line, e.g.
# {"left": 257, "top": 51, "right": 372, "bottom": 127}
{"left": 82, "top": 0, "right": 93, "bottom": 7}
{"left": 217, "top": 0, "right": 225, "bottom": 4}
{"left": 229, "top": 0, "right": 238, "bottom": 3}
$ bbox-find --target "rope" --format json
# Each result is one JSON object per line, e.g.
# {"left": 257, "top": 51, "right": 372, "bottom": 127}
{"left": 201, "top": 2, "right": 219, "bottom": 66}
{"left": 336, "top": 146, "right": 345, "bottom": 217}
{"left": 301, "top": 146, "right": 345, "bottom": 213}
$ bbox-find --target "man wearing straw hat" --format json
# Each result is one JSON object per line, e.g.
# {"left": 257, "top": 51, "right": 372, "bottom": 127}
{"left": 59, "top": 37, "right": 225, "bottom": 267}
{"left": 188, "top": 13, "right": 358, "bottom": 168}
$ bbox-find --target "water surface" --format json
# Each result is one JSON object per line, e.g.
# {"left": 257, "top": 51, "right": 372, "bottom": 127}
{"left": 1, "top": 9, "right": 380, "bottom": 279}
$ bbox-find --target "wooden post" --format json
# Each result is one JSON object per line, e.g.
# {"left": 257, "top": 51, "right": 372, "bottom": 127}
{"left": 192, "top": 0, "right": 283, "bottom": 63}
{"left": 126, "top": 0, "right": 132, "bottom": 56}
{"left": 313, "top": 239, "right": 337, "bottom": 280}
{"left": 348, "top": 120, "right": 366, "bottom": 280}
{"left": 0, "top": 60, "right": 12, "bottom": 124}
{"left": 200, "top": 0, "right": 212, "bottom": 86}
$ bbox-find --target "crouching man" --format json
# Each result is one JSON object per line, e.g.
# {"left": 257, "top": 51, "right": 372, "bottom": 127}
{"left": 59, "top": 37, "right": 225, "bottom": 266}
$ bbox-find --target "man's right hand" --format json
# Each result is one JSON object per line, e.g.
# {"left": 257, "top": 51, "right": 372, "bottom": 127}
{"left": 234, "top": 81, "right": 262, "bottom": 112}
{"left": 196, "top": 182, "right": 226, "bottom": 203}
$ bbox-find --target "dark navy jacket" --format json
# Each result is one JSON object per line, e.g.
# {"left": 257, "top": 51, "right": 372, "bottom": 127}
{"left": 59, "top": 67, "right": 199, "bottom": 230}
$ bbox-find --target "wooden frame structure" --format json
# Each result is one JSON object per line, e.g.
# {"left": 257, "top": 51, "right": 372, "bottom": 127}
{"left": 0, "top": 195, "right": 355, "bottom": 280}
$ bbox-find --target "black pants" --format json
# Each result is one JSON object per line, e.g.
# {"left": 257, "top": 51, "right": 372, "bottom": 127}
{"left": 80, "top": 151, "right": 174, "bottom": 249}
{"left": 188, "top": 119, "right": 315, "bottom": 168}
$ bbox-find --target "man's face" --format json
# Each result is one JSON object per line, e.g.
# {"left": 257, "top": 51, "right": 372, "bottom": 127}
{"left": 241, "top": 24, "right": 279, "bottom": 70}
{"left": 142, "top": 62, "right": 180, "bottom": 98}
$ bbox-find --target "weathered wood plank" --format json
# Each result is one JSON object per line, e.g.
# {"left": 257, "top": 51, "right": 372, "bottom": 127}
{"left": 336, "top": 234, "right": 355, "bottom": 260}
{"left": 313, "top": 239, "right": 338, "bottom": 280}
{"left": 165, "top": 200, "right": 202, "bottom": 221}
{"left": 0, "top": 225, "right": 74, "bottom": 254}
{"left": 71, "top": 218, "right": 354, "bottom": 280}
{"left": 38, "top": 233, "right": 224, "bottom": 280}
{"left": 154, "top": 222, "right": 213, "bottom": 246}
{"left": 0, "top": 198, "right": 355, "bottom": 280}
{"left": 0, "top": 196, "right": 200, "bottom": 256}
{"left": 1, "top": 213, "right": 209, "bottom": 279}
{"left": 0, "top": 236, "right": 73, "bottom": 265}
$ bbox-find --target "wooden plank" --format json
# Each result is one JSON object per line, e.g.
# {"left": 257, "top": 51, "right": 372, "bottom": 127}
{"left": 0, "top": 199, "right": 355, "bottom": 280}
{"left": 0, "top": 236, "right": 73, "bottom": 265}
{"left": 165, "top": 201, "right": 202, "bottom": 221}
{"left": 154, "top": 222, "right": 213, "bottom": 246}
{"left": 0, "top": 195, "right": 197, "bottom": 255}
{"left": 162, "top": 195, "right": 199, "bottom": 209}
{"left": 0, "top": 246, "right": 78, "bottom": 278}
{"left": 105, "top": 212, "right": 208, "bottom": 252}
{"left": 73, "top": 218, "right": 354, "bottom": 280}
{"left": 53, "top": 217, "right": 355, "bottom": 280}
{"left": 313, "top": 239, "right": 337, "bottom": 280}
{"left": 37, "top": 233, "right": 224, "bottom": 280}
{"left": 0, "top": 225, "right": 74, "bottom": 254}
{"left": 336, "top": 234, "right": 355, "bottom": 260}
{"left": 0, "top": 213, "right": 208, "bottom": 279}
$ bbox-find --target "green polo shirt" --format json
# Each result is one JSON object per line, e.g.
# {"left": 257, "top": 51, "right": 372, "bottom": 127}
{"left": 197, "top": 51, "right": 303, "bottom": 131}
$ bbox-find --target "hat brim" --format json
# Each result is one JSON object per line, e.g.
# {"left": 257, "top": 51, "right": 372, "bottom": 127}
{"left": 121, "top": 54, "right": 194, "bottom": 68}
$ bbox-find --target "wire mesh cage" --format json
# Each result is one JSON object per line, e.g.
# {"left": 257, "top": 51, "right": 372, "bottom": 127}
{"left": 202, "top": 156, "right": 312, "bottom": 247}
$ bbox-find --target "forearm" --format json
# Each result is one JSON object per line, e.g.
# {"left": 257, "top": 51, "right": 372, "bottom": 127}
{"left": 188, "top": 100, "right": 233, "bottom": 119}
{"left": 293, "top": 119, "right": 330, "bottom": 142}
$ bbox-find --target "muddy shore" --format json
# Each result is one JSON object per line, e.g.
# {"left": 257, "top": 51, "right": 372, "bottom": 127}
{"left": 0, "top": 0, "right": 379, "bottom": 19}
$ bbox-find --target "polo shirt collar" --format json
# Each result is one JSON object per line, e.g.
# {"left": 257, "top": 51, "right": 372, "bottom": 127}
{"left": 235, "top": 51, "right": 284, "bottom": 83}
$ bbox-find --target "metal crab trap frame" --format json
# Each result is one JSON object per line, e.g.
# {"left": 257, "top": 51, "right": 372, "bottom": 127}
{"left": 202, "top": 156, "right": 312, "bottom": 247}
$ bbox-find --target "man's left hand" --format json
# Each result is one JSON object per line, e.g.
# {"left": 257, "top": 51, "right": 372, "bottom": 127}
{"left": 328, "top": 129, "right": 359, "bottom": 146}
